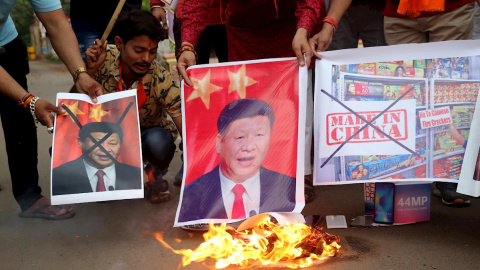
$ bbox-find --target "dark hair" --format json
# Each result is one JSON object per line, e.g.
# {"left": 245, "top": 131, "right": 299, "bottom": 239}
{"left": 217, "top": 98, "right": 275, "bottom": 135}
{"left": 394, "top": 65, "right": 406, "bottom": 76}
{"left": 79, "top": 122, "right": 124, "bottom": 142}
{"left": 113, "top": 10, "right": 164, "bottom": 43}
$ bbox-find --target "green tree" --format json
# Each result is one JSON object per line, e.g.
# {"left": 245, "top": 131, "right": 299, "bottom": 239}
{"left": 10, "top": 0, "right": 34, "bottom": 46}
{"left": 10, "top": 0, "right": 71, "bottom": 47}
{"left": 62, "top": 0, "right": 71, "bottom": 16}
{"left": 142, "top": 0, "right": 150, "bottom": 11}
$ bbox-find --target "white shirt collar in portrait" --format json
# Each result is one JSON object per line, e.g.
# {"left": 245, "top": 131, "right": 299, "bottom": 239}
{"left": 219, "top": 167, "right": 260, "bottom": 219}
{"left": 83, "top": 159, "right": 117, "bottom": 192}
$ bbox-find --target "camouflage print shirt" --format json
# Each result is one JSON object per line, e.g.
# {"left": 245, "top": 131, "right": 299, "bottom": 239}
{"left": 93, "top": 46, "right": 181, "bottom": 138}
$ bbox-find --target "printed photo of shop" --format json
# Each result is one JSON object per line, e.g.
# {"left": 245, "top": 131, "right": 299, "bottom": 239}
{"left": 316, "top": 55, "right": 480, "bottom": 184}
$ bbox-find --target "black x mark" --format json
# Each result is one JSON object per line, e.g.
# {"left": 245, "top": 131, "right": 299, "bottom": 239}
{"left": 61, "top": 101, "right": 134, "bottom": 164}
{"left": 320, "top": 87, "right": 419, "bottom": 168}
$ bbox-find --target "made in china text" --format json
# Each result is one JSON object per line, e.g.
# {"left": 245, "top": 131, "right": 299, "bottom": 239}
{"left": 326, "top": 109, "right": 408, "bottom": 145}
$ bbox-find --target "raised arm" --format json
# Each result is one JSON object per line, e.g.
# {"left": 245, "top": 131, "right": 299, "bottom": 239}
{"left": 293, "top": 0, "right": 323, "bottom": 67}
{"left": 85, "top": 39, "right": 108, "bottom": 77}
{"left": 309, "top": 0, "right": 352, "bottom": 59}
{"left": 150, "top": 0, "right": 168, "bottom": 32}
{"left": 70, "top": 39, "right": 107, "bottom": 93}
{"left": 176, "top": 0, "right": 211, "bottom": 86}
{"left": 35, "top": 9, "right": 103, "bottom": 102}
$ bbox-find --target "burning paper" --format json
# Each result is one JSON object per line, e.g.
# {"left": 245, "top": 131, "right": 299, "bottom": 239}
{"left": 156, "top": 216, "right": 340, "bottom": 269}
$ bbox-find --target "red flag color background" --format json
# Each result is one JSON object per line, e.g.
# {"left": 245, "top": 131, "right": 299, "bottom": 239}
{"left": 52, "top": 95, "right": 141, "bottom": 169}
{"left": 184, "top": 59, "right": 299, "bottom": 186}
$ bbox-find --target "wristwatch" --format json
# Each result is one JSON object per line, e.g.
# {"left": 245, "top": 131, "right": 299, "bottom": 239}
{"left": 72, "top": 67, "right": 87, "bottom": 83}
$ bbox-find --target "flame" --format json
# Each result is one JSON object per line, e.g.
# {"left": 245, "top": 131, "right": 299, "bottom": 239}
{"left": 156, "top": 217, "right": 340, "bottom": 268}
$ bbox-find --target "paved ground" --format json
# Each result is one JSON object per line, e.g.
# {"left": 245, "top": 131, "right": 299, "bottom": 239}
{"left": 1, "top": 60, "right": 480, "bottom": 270}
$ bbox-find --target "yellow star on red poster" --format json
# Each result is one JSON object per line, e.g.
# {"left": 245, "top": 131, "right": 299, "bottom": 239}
{"left": 60, "top": 101, "right": 85, "bottom": 121}
{"left": 228, "top": 64, "right": 257, "bottom": 99}
{"left": 187, "top": 70, "right": 222, "bottom": 109}
{"left": 89, "top": 104, "right": 108, "bottom": 122}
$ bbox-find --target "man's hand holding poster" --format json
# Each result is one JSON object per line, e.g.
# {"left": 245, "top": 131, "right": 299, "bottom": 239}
{"left": 51, "top": 90, "right": 143, "bottom": 205}
{"left": 175, "top": 59, "right": 307, "bottom": 226}
{"left": 314, "top": 40, "right": 480, "bottom": 192}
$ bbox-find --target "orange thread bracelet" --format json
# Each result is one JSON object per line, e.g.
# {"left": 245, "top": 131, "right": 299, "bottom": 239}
{"left": 20, "top": 95, "right": 35, "bottom": 109}
{"left": 323, "top": 17, "right": 338, "bottom": 33}
{"left": 19, "top": 92, "right": 33, "bottom": 104}
{"left": 177, "top": 46, "right": 198, "bottom": 60}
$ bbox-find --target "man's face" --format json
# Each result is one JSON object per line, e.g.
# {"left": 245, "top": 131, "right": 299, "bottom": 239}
{"left": 78, "top": 132, "right": 121, "bottom": 169}
{"left": 216, "top": 115, "right": 271, "bottom": 183}
{"left": 116, "top": 35, "right": 158, "bottom": 78}
{"left": 363, "top": 169, "right": 368, "bottom": 176}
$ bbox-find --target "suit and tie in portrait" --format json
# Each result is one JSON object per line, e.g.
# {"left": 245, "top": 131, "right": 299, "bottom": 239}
{"left": 178, "top": 98, "right": 297, "bottom": 223}
{"left": 52, "top": 121, "right": 142, "bottom": 196}
{"left": 52, "top": 157, "right": 141, "bottom": 195}
{"left": 178, "top": 165, "right": 295, "bottom": 222}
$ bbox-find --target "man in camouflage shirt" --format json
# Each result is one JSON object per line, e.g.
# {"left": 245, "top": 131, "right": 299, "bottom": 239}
{"left": 80, "top": 10, "right": 181, "bottom": 203}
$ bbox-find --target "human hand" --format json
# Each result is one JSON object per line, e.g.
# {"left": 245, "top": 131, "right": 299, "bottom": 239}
{"left": 85, "top": 39, "right": 107, "bottom": 76}
{"left": 292, "top": 28, "right": 313, "bottom": 68}
{"left": 75, "top": 73, "right": 103, "bottom": 103}
{"left": 152, "top": 7, "right": 168, "bottom": 33}
{"left": 34, "top": 99, "right": 66, "bottom": 130}
{"left": 309, "top": 22, "right": 336, "bottom": 60}
{"left": 176, "top": 50, "right": 196, "bottom": 87}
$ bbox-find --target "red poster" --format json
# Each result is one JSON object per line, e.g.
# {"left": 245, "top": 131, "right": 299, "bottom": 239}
{"left": 176, "top": 58, "right": 305, "bottom": 225}
{"left": 51, "top": 91, "right": 143, "bottom": 205}
{"left": 53, "top": 96, "right": 140, "bottom": 168}
{"left": 184, "top": 60, "right": 299, "bottom": 185}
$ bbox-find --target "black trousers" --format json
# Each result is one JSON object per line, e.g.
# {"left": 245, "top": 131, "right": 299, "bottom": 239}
{"left": 173, "top": 15, "right": 228, "bottom": 64}
{"left": 0, "top": 37, "right": 42, "bottom": 211}
{"left": 196, "top": 24, "right": 228, "bottom": 64}
{"left": 327, "top": 2, "right": 386, "bottom": 50}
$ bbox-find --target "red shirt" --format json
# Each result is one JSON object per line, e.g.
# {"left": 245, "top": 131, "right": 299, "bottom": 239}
{"left": 181, "top": 0, "right": 324, "bottom": 49}
{"left": 150, "top": 0, "right": 226, "bottom": 25}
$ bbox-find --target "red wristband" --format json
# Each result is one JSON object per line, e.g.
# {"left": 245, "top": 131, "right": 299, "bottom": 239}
{"left": 323, "top": 17, "right": 338, "bottom": 33}
{"left": 19, "top": 94, "right": 35, "bottom": 109}
{"left": 177, "top": 46, "right": 198, "bottom": 60}
{"left": 180, "top": 43, "right": 195, "bottom": 50}
{"left": 19, "top": 92, "right": 33, "bottom": 104}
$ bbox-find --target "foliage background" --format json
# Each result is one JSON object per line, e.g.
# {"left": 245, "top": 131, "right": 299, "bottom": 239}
{"left": 9, "top": 0, "right": 149, "bottom": 47}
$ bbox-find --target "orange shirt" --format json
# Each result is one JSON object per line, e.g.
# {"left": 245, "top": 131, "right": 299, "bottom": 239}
{"left": 383, "top": 0, "right": 474, "bottom": 18}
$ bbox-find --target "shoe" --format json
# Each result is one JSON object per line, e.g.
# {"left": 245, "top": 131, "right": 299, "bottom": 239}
{"left": 173, "top": 164, "right": 183, "bottom": 186}
{"left": 305, "top": 177, "right": 315, "bottom": 203}
{"left": 144, "top": 179, "right": 171, "bottom": 204}
{"left": 19, "top": 197, "right": 75, "bottom": 220}
{"left": 144, "top": 163, "right": 171, "bottom": 203}
{"left": 434, "top": 182, "right": 471, "bottom": 207}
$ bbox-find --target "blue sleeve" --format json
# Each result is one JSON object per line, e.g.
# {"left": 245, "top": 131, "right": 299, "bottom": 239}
{"left": 463, "top": 139, "right": 468, "bottom": 149}
{"left": 29, "top": 0, "right": 62, "bottom": 13}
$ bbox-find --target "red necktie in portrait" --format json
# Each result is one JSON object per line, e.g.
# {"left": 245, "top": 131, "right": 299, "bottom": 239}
{"left": 96, "top": 170, "right": 106, "bottom": 192}
{"left": 231, "top": 184, "right": 246, "bottom": 219}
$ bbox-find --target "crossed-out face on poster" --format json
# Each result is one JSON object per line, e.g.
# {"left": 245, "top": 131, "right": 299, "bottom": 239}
{"left": 314, "top": 40, "right": 480, "bottom": 197}
{"left": 175, "top": 58, "right": 307, "bottom": 226}
{"left": 51, "top": 90, "right": 143, "bottom": 205}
